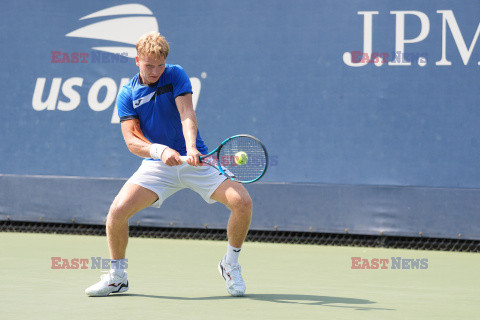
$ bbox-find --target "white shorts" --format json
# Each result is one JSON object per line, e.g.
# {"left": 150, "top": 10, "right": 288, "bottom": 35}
{"left": 126, "top": 159, "right": 227, "bottom": 208}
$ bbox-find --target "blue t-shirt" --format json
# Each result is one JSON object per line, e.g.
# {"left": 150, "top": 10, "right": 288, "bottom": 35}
{"left": 117, "top": 64, "right": 208, "bottom": 156}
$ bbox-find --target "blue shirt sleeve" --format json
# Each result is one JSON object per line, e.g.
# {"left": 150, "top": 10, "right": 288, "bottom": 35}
{"left": 172, "top": 65, "right": 193, "bottom": 98}
{"left": 117, "top": 85, "right": 138, "bottom": 121}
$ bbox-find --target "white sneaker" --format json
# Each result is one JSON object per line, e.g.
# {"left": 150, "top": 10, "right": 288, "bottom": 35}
{"left": 218, "top": 255, "right": 246, "bottom": 296}
{"left": 85, "top": 271, "right": 129, "bottom": 297}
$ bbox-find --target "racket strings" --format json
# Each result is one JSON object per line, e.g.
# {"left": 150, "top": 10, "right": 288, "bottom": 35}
{"left": 218, "top": 136, "right": 267, "bottom": 183}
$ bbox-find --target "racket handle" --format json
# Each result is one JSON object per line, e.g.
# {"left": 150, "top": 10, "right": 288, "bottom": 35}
{"left": 179, "top": 155, "right": 204, "bottom": 165}
{"left": 179, "top": 156, "right": 190, "bottom": 163}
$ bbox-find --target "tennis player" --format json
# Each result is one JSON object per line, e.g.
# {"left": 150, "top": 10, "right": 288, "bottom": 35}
{"left": 85, "top": 31, "right": 252, "bottom": 297}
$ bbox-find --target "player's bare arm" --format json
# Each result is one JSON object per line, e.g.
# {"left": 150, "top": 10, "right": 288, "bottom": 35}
{"left": 176, "top": 93, "right": 201, "bottom": 166}
{"left": 121, "top": 119, "right": 182, "bottom": 166}
{"left": 120, "top": 119, "right": 151, "bottom": 158}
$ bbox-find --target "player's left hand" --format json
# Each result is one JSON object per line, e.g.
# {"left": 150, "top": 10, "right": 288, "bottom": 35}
{"left": 185, "top": 148, "right": 202, "bottom": 166}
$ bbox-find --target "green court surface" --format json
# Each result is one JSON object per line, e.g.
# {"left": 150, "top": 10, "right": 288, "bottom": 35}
{"left": 1, "top": 232, "right": 478, "bottom": 320}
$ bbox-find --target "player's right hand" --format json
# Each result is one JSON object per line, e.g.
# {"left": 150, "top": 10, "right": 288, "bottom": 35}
{"left": 161, "top": 148, "right": 183, "bottom": 166}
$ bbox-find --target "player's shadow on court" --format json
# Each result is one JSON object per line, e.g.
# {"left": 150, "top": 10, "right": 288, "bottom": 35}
{"left": 111, "top": 293, "right": 394, "bottom": 311}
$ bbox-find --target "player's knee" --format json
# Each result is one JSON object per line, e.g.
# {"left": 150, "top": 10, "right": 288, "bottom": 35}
{"left": 107, "top": 198, "right": 131, "bottom": 223}
{"left": 230, "top": 193, "right": 252, "bottom": 213}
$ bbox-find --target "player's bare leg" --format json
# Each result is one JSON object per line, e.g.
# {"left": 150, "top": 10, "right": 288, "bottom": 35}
{"left": 211, "top": 179, "right": 252, "bottom": 296}
{"left": 85, "top": 183, "right": 157, "bottom": 297}
{"left": 211, "top": 179, "right": 253, "bottom": 247}
{"left": 107, "top": 183, "right": 159, "bottom": 259}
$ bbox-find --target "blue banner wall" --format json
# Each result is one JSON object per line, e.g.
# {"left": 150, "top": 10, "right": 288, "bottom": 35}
{"left": 1, "top": 175, "right": 479, "bottom": 239}
{"left": 1, "top": 1, "right": 479, "bottom": 239}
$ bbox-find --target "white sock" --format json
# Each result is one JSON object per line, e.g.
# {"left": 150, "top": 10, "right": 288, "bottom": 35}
{"left": 226, "top": 244, "right": 241, "bottom": 266}
{"left": 110, "top": 259, "right": 127, "bottom": 276}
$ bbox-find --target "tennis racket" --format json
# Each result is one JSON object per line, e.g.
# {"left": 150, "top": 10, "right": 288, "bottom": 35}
{"left": 180, "top": 134, "right": 268, "bottom": 184}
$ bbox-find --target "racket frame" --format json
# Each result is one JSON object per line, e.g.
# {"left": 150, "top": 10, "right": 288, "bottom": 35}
{"left": 184, "top": 134, "right": 268, "bottom": 184}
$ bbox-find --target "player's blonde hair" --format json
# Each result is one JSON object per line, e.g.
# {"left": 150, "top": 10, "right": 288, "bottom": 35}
{"left": 136, "top": 31, "right": 169, "bottom": 59}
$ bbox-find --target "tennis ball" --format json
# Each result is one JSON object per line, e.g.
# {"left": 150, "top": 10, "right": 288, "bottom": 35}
{"left": 234, "top": 151, "right": 248, "bottom": 165}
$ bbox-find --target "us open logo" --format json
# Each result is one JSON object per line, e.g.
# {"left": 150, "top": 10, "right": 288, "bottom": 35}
{"left": 32, "top": 3, "right": 203, "bottom": 123}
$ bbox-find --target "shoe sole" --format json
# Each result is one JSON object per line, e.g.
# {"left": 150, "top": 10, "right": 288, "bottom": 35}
{"left": 86, "top": 281, "right": 129, "bottom": 297}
